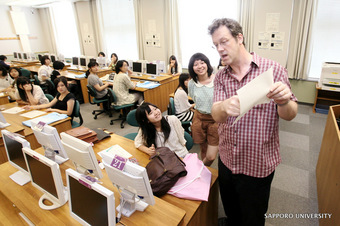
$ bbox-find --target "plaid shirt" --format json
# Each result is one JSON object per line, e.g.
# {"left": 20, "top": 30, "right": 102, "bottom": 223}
{"left": 214, "top": 53, "right": 297, "bottom": 178}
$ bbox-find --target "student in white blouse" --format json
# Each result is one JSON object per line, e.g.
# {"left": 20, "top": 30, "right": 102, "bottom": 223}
{"left": 134, "top": 102, "right": 188, "bottom": 158}
{"left": 174, "top": 73, "right": 195, "bottom": 122}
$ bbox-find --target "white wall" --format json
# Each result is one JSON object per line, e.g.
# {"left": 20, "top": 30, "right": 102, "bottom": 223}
{"left": 0, "top": 5, "right": 50, "bottom": 56}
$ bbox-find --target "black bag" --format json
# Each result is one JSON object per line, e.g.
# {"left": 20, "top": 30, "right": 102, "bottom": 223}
{"left": 145, "top": 147, "right": 187, "bottom": 197}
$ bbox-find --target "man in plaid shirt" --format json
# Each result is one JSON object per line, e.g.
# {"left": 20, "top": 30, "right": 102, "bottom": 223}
{"left": 209, "top": 18, "right": 298, "bottom": 226}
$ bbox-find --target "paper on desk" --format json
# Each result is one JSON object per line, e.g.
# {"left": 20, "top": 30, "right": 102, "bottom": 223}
{"left": 2, "top": 107, "right": 25, "bottom": 114}
{"left": 20, "top": 110, "right": 46, "bottom": 118}
{"left": 98, "top": 144, "right": 132, "bottom": 159}
{"left": 233, "top": 67, "right": 274, "bottom": 125}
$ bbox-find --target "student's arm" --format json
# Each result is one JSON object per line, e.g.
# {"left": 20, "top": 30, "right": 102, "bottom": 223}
{"left": 134, "top": 130, "right": 156, "bottom": 156}
{"left": 23, "top": 98, "right": 56, "bottom": 110}
{"left": 46, "top": 98, "right": 75, "bottom": 116}
{"left": 93, "top": 82, "right": 110, "bottom": 92}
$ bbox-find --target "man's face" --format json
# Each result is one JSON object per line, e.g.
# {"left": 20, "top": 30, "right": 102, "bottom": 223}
{"left": 212, "top": 26, "right": 242, "bottom": 66}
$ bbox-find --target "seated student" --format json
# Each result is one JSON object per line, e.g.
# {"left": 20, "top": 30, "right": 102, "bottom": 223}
{"left": 38, "top": 55, "right": 55, "bottom": 96}
{"left": 134, "top": 102, "right": 189, "bottom": 158}
{"left": 51, "top": 61, "right": 65, "bottom": 82}
{"left": 23, "top": 76, "right": 75, "bottom": 116}
{"left": 108, "top": 53, "right": 118, "bottom": 71}
{"left": 167, "top": 55, "right": 182, "bottom": 76}
{"left": 174, "top": 73, "right": 195, "bottom": 122}
{"left": 7, "top": 67, "right": 22, "bottom": 101}
{"left": 86, "top": 61, "right": 112, "bottom": 110}
{"left": 113, "top": 60, "right": 143, "bottom": 106}
{"left": 15, "top": 76, "right": 49, "bottom": 105}
{"left": 0, "top": 65, "right": 14, "bottom": 92}
{"left": 98, "top": 52, "right": 105, "bottom": 57}
{"left": 0, "top": 55, "right": 10, "bottom": 70}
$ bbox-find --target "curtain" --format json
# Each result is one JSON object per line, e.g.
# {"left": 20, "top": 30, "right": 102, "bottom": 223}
{"left": 39, "top": 8, "right": 57, "bottom": 54}
{"left": 133, "top": 0, "right": 145, "bottom": 60}
{"left": 287, "top": 0, "right": 318, "bottom": 79}
{"left": 164, "top": 0, "right": 182, "bottom": 65}
{"left": 239, "top": 0, "right": 255, "bottom": 52}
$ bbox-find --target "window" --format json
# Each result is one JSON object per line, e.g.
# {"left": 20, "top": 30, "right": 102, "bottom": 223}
{"left": 308, "top": 0, "right": 340, "bottom": 79}
{"left": 49, "top": 2, "right": 81, "bottom": 58}
{"left": 99, "top": 0, "right": 138, "bottom": 61}
{"left": 178, "top": 0, "right": 238, "bottom": 68}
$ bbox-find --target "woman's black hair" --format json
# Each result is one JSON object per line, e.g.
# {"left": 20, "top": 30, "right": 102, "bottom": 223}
{"left": 135, "top": 102, "right": 171, "bottom": 148}
{"left": 188, "top": 53, "right": 213, "bottom": 83}
{"left": 40, "top": 55, "right": 50, "bottom": 65}
{"left": 115, "top": 60, "right": 128, "bottom": 74}
{"left": 0, "top": 65, "right": 8, "bottom": 77}
{"left": 110, "top": 53, "right": 118, "bottom": 64}
{"left": 98, "top": 52, "right": 105, "bottom": 57}
{"left": 53, "top": 61, "right": 65, "bottom": 70}
{"left": 176, "top": 73, "right": 190, "bottom": 94}
{"left": 85, "top": 61, "right": 99, "bottom": 77}
{"left": 54, "top": 76, "right": 68, "bottom": 88}
{"left": 16, "top": 76, "right": 33, "bottom": 102}
{"left": 169, "top": 55, "right": 178, "bottom": 74}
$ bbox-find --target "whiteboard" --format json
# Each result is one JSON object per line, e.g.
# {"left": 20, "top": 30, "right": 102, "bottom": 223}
{"left": 252, "top": 0, "right": 293, "bottom": 67}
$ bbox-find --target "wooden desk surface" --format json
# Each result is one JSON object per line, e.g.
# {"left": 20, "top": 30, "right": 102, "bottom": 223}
{"left": 22, "top": 65, "right": 40, "bottom": 73}
{"left": 130, "top": 73, "right": 173, "bottom": 84}
{"left": 11, "top": 60, "right": 40, "bottom": 66}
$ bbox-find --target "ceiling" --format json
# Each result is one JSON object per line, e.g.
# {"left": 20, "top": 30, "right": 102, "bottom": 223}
{"left": 0, "top": 0, "right": 85, "bottom": 7}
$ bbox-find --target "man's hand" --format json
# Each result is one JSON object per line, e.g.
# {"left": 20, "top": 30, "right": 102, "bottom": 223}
{"left": 267, "top": 82, "right": 291, "bottom": 105}
{"left": 221, "top": 95, "right": 240, "bottom": 116}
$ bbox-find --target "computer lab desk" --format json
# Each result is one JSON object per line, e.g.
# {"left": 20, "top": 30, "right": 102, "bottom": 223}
{"left": 0, "top": 134, "right": 218, "bottom": 225}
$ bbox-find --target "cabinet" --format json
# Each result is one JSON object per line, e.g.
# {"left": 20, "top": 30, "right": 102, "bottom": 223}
{"left": 313, "top": 84, "right": 340, "bottom": 113}
{"left": 316, "top": 105, "right": 340, "bottom": 226}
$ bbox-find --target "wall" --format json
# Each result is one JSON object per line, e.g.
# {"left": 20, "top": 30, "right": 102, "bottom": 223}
{"left": 0, "top": 5, "right": 49, "bottom": 56}
{"left": 290, "top": 79, "right": 316, "bottom": 104}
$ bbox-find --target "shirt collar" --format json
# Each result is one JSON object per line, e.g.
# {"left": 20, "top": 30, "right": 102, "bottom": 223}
{"left": 224, "top": 52, "right": 260, "bottom": 74}
{"left": 194, "top": 77, "right": 214, "bottom": 88}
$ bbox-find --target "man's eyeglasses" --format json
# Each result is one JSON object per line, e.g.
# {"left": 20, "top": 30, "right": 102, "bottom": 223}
{"left": 212, "top": 39, "right": 228, "bottom": 50}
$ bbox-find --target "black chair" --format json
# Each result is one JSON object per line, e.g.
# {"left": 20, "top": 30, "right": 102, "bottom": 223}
{"left": 107, "top": 88, "right": 134, "bottom": 128}
{"left": 87, "top": 85, "right": 111, "bottom": 119}
{"left": 71, "top": 100, "right": 83, "bottom": 128}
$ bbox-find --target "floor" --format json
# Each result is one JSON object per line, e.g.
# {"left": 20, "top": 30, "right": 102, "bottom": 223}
{"left": 79, "top": 103, "right": 326, "bottom": 226}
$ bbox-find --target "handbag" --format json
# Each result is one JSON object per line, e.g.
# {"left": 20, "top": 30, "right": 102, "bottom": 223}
{"left": 167, "top": 153, "right": 212, "bottom": 201}
{"left": 145, "top": 147, "right": 187, "bottom": 197}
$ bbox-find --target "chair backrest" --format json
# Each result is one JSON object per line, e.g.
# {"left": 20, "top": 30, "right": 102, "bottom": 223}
{"left": 34, "top": 74, "right": 40, "bottom": 85}
{"left": 184, "top": 131, "right": 194, "bottom": 151}
{"left": 107, "top": 88, "right": 117, "bottom": 104}
{"left": 45, "top": 94, "right": 54, "bottom": 102}
{"left": 169, "top": 97, "right": 176, "bottom": 115}
{"left": 87, "top": 85, "right": 97, "bottom": 97}
{"left": 126, "top": 109, "right": 139, "bottom": 127}
{"left": 20, "top": 68, "right": 31, "bottom": 79}
{"left": 71, "top": 100, "right": 83, "bottom": 128}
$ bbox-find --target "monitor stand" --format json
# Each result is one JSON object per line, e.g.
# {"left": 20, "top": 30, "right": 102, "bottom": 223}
{"left": 9, "top": 171, "right": 30, "bottom": 186}
{"left": 117, "top": 190, "right": 149, "bottom": 217}
{"left": 44, "top": 148, "right": 69, "bottom": 165}
{"left": 38, "top": 187, "right": 68, "bottom": 210}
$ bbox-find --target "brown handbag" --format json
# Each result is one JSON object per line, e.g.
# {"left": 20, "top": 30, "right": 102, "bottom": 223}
{"left": 145, "top": 147, "right": 187, "bottom": 197}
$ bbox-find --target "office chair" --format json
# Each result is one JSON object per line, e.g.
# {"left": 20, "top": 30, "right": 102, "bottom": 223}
{"left": 71, "top": 100, "right": 83, "bottom": 128}
{"left": 20, "top": 68, "right": 35, "bottom": 83}
{"left": 87, "top": 85, "right": 111, "bottom": 119}
{"left": 184, "top": 131, "right": 194, "bottom": 151}
{"left": 123, "top": 109, "right": 139, "bottom": 140}
{"left": 45, "top": 94, "right": 54, "bottom": 102}
{"left": 169, "top": 97, "right": 191, "bottom": 132}
{"left": 107, "top": 88, "right": 134, "bottom": 128}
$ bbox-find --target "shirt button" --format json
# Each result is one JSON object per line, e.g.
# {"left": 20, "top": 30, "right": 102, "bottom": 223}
{"left": 234, "top": 130, "right": 237, "bottom": 133}
{"left": 234, "top": 144, "right": 236, "bottom": 147}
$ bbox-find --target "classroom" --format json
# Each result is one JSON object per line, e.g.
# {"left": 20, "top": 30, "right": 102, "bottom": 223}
{"left": 0, "top": 0, "right": 339, "bottom": 225}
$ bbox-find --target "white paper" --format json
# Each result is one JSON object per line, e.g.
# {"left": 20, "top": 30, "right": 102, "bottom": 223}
{"left": 2, "top": 107, "right": 25, "bottom": 114}
{"left": 20, "top": 110, "right": 46, "bottom": 118}
{"left": 98, "top": 144, "right": 132, "bottom": 159}
{"left": 233, "top": 67, "right": 274, "bottom": 125}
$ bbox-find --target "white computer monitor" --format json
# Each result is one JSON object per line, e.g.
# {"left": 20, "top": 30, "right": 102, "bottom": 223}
{"left": 132, "top": 62, "right": 143, "bottom": 75}
{"left": 60, "top": 132, "right": 103, "bottom": 179}
{"left": 97, "top": 56, "right": 106, "bottom": 67}
{"left": 58, "top": 53, "right": 65, "bottom": 62}
{"left": 79, "top": 57, "right": 87, "bottom": 67}
{"left": 2, "top": 130, "right": 31, "bottom": 185}
{"left": 23, "top": 147, "right": 68, "bottom": 210}
{"left": 66, "top": 168, "right": 116, "bottom": 226}
{"left": 146, "top": 63, "right": 158, "bottom": 77}
{"left": 30, "top": 52, "right": 36, "bottom": 60}
{"left": 13, "top": 52, "right": 18, "bottom": 59}
{"left": 18, "top": 52, "right": 22, "bottom": 60}
{"left": 72, "top": 57, "right": 79, "bottom": 67}
{"left": 102, "top": 152, "right": 155, "bottom": 217}
{"left": 0, "top": 111, "right": 10, "bottom": 128}
{"left": 30, "top": 121, "right": 69, "bottom": 164}
{"left": 23, "top": 53, "right": 28, "bottom": 61}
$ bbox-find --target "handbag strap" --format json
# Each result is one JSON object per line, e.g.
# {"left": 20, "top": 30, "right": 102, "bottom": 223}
{"left": 168, "top": 161, "right": 204, "bottom": 194}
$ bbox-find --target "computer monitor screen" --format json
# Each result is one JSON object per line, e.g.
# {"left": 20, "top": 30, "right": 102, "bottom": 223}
{"left": 18, "top": 53, "right": 22, "bottom": 60}
{"left": 146, "top": 63, "right": 158, "bottom": 76}
{"left": 38, "top": 54, "right": 42, "bottom": 62}
{"left": 23, "top": 147, "right": 67, "bottom": 210}
{"left": 89, "top": 58, "right": 96, "bottom": 64}
{"left": 23, "top": 53, "right": 28, "bottom": 60}
{"left": 13, "top": 52, "right": 18, "bottom": 59}
{"left": 30, "top": 121, "right": 69, "bottom": 164}
{"left": 60, "top": 132, "right": 103, "bottom": 179}
{"left": 72, "top": 57, "right": 79, "bottom": 66}
{"left": 66, "top": 169, "right": 115, "bottom": 226}
{"left": 102, "top": 152, "right": 155, "bottom": 217}
{"left": 80, "top": 57, "right": 86, "bottom": 67}
{"left": 50, "top": 55, "right": 56, "bottom": 63}
{"left": 2, "top": 130, "right": 31, "bottom": 184}
{"left": 133, "top": 62, "right": 142, "bottom": 74}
